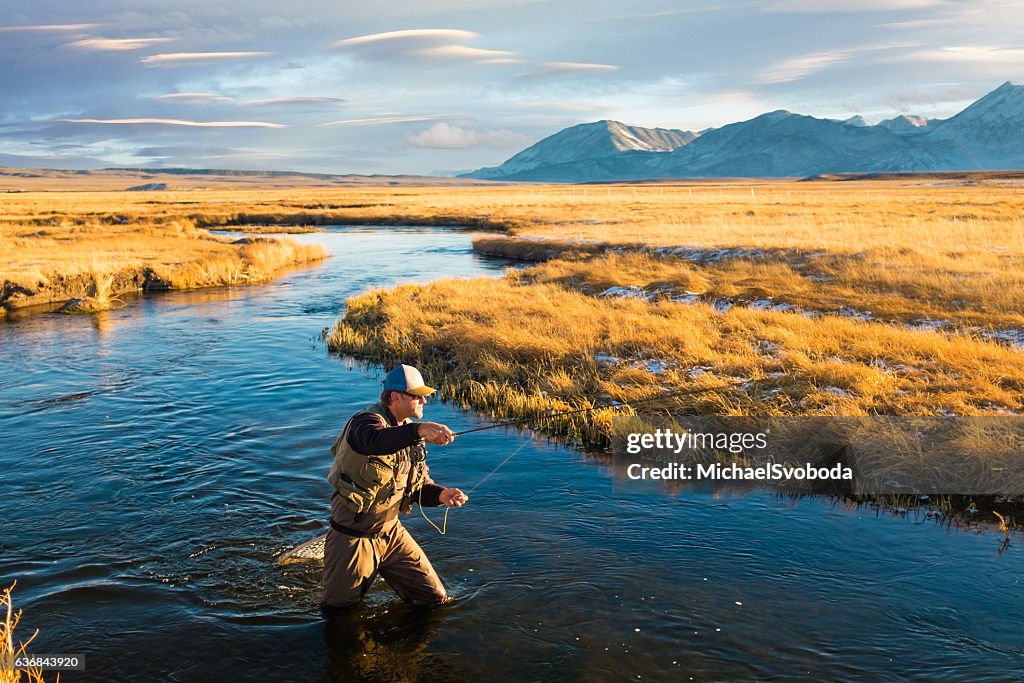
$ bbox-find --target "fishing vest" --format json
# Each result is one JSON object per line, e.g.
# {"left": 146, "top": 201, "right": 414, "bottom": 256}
{"left": 327, "top": 402, "right": 427, "bottom": 516}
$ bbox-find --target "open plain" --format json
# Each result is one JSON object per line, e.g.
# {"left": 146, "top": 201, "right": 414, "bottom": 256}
{"left": 5, "top": 174, "right": 1022, "bottom": 423}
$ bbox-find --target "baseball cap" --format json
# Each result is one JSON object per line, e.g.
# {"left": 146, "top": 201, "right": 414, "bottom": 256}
{"left": 382, "top": 364, "right": 436, "bottom": 396}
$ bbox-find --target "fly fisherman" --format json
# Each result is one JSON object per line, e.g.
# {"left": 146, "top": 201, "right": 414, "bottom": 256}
{"left": 321, "top": 364, "right": 468, "bottom": 614}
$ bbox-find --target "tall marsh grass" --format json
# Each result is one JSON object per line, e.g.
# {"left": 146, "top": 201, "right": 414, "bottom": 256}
{"left": 155, "top": 238, "right": 327, "bottom": 289}
{"left": 482, "top": 239, "right": 1024, "bottom": 332}
{"left": 4, "top": 180, "right": 1021, "bottom": 330}
{"left": 326, "top": 267, "right": 1024, "bottom": 447}
{"left": 1, "top": 584, "right": 48, "bottom": 683}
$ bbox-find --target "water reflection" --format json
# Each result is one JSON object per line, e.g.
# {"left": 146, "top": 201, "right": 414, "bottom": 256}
{"left": 323, "top": 606, "right": 461, "bottom": 683}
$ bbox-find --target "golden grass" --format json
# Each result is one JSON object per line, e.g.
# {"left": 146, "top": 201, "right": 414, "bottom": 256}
{"left": 327, "top": 269, "right": 1024, "bottom": 442}
{"left": 1, "top": 584, "right": 49, "bottom": 683}
{"left": 4, "top": 179, "right": 1022, "bottom": 334}
{"left": 1, "top": 199, "right": 328, "bottom": 311}
{"left": 23, "top": 179, "right": 1012, "bottom": 420}
{"left": 500, "top": 249, "right": 1024, "bottom": 334}
{"left": 151, "top": 238, "right": 327, "bottom": 289}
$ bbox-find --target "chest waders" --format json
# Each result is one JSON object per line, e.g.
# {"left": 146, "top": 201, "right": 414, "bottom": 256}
{"left": 327, "top": 403, "right": 427, "bottom": 527}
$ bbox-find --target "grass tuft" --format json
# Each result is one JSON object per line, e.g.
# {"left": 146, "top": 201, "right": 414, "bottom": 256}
{"left": 1, "top": 583, "right": 50, "bottom": 683}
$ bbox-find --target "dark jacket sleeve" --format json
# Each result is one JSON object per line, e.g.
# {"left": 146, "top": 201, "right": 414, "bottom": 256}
{"left": 418, "top": 462, "right": 445, "bottom": 507}
{"left": 346, "top": 412, "right": 421, "bottom": 455}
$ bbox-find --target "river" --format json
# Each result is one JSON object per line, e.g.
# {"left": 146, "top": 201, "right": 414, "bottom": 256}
{"left": 1, "top": 227, "right": 1021, "bottom": 682}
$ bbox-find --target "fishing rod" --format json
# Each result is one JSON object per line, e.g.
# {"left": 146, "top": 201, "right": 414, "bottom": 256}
{"left": 451, "top": 385, "right": 716, "bottom": 436}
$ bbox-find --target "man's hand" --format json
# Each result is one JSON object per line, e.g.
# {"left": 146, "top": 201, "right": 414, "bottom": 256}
{"left": 438, "top": 488, "right": 468, "bottom": 507}
{"left": 417, "top": 421, "right": 456, "bottom": 445}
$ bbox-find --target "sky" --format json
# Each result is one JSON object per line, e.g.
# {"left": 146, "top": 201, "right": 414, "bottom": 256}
{"left": 1, "top": 0, "right": 1022, "bottom": 175}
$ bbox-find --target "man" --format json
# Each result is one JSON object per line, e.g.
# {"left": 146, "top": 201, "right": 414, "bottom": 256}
{"left": 321, "top": 364, "right": 467, "bottom": 613}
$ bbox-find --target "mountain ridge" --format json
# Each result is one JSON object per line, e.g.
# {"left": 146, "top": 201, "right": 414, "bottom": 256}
{"left": 462, "top": 82, "right": 1024, "bottom": 181}
{"left": 469, "top": 120, "right": 697, "bottom": 180}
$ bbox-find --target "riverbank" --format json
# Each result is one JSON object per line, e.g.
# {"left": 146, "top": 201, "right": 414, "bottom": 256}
{"left": 0, "top": 185, "right": 530, "bottom": 314}
{"left": 1, "top": 201, "right": 328, "bottom": 314}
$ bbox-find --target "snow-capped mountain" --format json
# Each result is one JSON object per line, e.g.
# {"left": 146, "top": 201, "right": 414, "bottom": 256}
{"left": 652, "top": 109, "right": 970, "bottom": 177}
{"left": 462, "top": 82, "right": 1024, "bottom": 181}
{"left": 877, "top": 115, "right": 934, "bottom": 135}
{"left": 924, "top": 81, "right": 1024, "bottom": 167}
{"left": 466, "top": 120, "right": 697, "bottom": 180}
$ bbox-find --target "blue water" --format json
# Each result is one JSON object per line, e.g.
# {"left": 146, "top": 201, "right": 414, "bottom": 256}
{"left": 1, "top": 227, "right": 1021, "bottom": 682}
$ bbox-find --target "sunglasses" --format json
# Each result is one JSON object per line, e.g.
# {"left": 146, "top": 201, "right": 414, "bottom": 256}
{"left": 399, "top": 391, "right": 428, "bottom": 400}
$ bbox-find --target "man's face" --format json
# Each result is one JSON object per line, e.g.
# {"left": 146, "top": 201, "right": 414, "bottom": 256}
{"left": 391, "top": 391, "right": 426, "bottom": 421}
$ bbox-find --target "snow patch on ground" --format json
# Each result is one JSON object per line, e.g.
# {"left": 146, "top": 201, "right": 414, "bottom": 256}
{"left": 645, "top": 360, "right": 670, "bottom": 374}
{"left": 599, "top": 286, "right": 648, "bottom": 299}
{"left": 911, "top": 318, "right": 948, "bottom": 331}
{"left": 757, "top": 341, "right": 782, "bottom": 361}
{"left": 838, "top": 306, "right": 873, "bottom": 321}
{"left": 979, "top": 328, "right": 1024, "bottom": 349}
{"left": 598, "top": 285, "right": 677, "bottom": 301}
{"left": 590, "top": 271, "right": 1024, "bottom": 352}
{"left": 595, "top": 352, "right": 671, "bottom": 375}
{"left": 652, "top": 245, "right": 769, "bottom": 263}
{"left": 978, "top": 404, "right": 1018, "bottom": 415}
{"left": 749, "top": 299, "right": 796, "bottom": 312}
{"left": 671, "top": 291, "right": 702, "bottom": 304}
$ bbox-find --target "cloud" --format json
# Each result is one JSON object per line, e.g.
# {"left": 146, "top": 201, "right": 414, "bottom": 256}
{"left": 320, "top": 115, "right": 456, "bottom": 127}
{"left": 765, "top": 0, "right": 944, "bottom": 11}
{"left": 888, "top": 45, "right": 1024, "bottom": 64}
{"left": 501, "top": 98, "right": 613, "bottom": 113}
{"left": 880, "top": 17, "right": 961, "bottom": 29}
{"left": 406, "top": 122, "right": 527, "bottom": 149}
{"left": 141, "top": 52, "right": 272, "bottom": 66}
{"left": 518, "top": 61, "right": 620, "bottom": 78}
{"left": 332, "top": 28, "right": 519, "bottom": 64}
{"left": 65, "top": 37, "right": 173, "bottom": 51}
{"left": 476, "top": 58, "right": 527, "bottom": 65}
{"left": 414, "top": 45, "right": 517, "bottom": 61}
{"left": 0, "top": 151, "right": 109, "bottom": 169}
{"left": 156, "top": 93, "right": 344, "bottom": 107}
{"left": 132, "top": 145, "right": 292, "bottom": 163}
{"left": 247, "top": 96, "right": 345, "bottom": 107}
{"left": 590, "top": 6, "right": 731, "bottom": 22}
{"left": 0, "top": 23, "right": 101, "bottom": 33}
{"left": 541, "top": 61, "right": 619, "bottom": 72}
{"left": 886, "top": 86, "right": 978, "bottom": 107}
{"left": 156, "top": 93, "right": 235, "bottom": 104}
{"left": 756, "top": 42, "right": 919, "bottom": 84}
{"left": 60, "top": 118, "right": 286, "bottom": 128}
{"left": 758, "top": 50, "right": 851, "bottom": 84}
{"left": 333, "top": 29, "right": 478, "bottom": 48}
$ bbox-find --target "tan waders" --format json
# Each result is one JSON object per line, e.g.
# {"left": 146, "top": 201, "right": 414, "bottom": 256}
{"left": 321, "top": 495, "right": 447, "bottom": 609}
